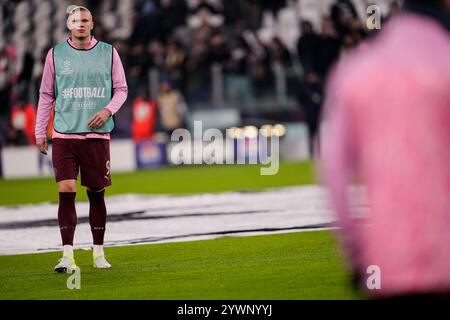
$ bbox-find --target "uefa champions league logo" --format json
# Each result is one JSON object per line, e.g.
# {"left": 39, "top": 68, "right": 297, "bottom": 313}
{"left": 61, "top": 60, "right": 74, "bottom": 75}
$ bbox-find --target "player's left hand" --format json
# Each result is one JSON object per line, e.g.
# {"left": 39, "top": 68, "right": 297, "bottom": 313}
{"left": 88, "top": 109, "right": 112, "bottom": 129}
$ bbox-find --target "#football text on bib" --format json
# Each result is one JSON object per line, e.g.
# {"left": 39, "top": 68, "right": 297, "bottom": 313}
{"left": 53, "top": 40, "right": 114, "bottom": 134}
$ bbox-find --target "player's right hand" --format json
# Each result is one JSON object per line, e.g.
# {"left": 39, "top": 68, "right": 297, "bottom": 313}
{"left": 36, "top": 137, "right": 48, "bottom": 155}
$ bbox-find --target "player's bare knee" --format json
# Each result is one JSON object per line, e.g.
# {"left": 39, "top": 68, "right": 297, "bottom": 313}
{"left": 59, "top": 185, "right": 77, "bottom": 193}
{"left": 58, "top": 181, "right": 77, "bottom": 193}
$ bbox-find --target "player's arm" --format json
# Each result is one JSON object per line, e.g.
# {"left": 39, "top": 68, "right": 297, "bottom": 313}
{"left": 88, "top": 47, "right": 128, "bottom": 129}
{"left": 35, "top": 49, "right": 56, "bottom": 155}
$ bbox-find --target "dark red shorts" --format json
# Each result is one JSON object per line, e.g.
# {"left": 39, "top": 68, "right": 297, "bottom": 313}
{"left": 52, "top": 138, "right": 112, "bottom": 189}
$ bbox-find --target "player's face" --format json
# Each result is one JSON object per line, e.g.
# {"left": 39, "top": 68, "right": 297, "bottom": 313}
{"left": 68, "top": 11, "right": 94, "bottom": 39}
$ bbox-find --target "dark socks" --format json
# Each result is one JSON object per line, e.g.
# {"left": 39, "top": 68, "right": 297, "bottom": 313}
{"left": 58, "top": 192, "right": 77, "bottom": 246}
{"left": 87, "top": 189, "right": 107, "bottom": 245}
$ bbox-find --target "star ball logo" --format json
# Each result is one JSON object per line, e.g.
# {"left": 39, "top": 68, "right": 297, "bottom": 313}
{"left": 61, "top": 60, "right": 74, "bottom": 75}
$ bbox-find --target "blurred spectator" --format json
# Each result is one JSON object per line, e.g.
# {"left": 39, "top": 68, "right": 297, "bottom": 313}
{"left": 163, "top": 40, "right": 186, "bottom": 89}
{"left": 130, "top": 0, "right": 161, "bottom": 44}
{"left": 316, "top": 17, "right": 341, "bottom": 79}
{"left": 298, "top": 18, "right": 341, "bottom": 80}
{"left": 0, "top": 42, "right": 15, "bottom": 118}
{"left": 132, "top": 86, "right": 157, "bottom": 142}
{"left": 251, "top": 35, "right": 291, "bottom": 100}
{"left": 297, "top": 18, "right": 341, "bottom": 157}
{"left": 157, "top": 77, "right": 188, "bottom": 135}
{"left": 247, "top": 49, "right": 271, "bottom": 99}
{"left": 265, "top": 37, "right": 291, "bottom": 67}
{"left": 223, "top": 0, "right": 262, "bottom": 30}
{"left": 5, "top": 123, "right": 28, "bottom": 146}
{"left": 128, "top": 43, "right": 151, "bottom": 102}
{"left": 207, "top": 32, "right": 230, "bottom": 66}
{"left": 297, "top": 72, "right": 323, "bottom": 157}
{"left": 297, "top": 21, "right": 321, "bottom": 76}
{"left": 160, "top": 0, "right": 189, "bottom": 39}
{"left": 148, "top": 40, "right": 166, "bottom": 70}
{"left": 0, "top": 119, "right": 5, "bottom": 149}
{"left": 31, "top": 47, "right": 52, "bottom": 107}
{"left": 331, "top": 0, "right": 360, "bottom": 40}
{"left": 112, "top": 39, "right": 129, "bottom": 71}
{"left": 184, "top": 39, "right": 210, "bottom": 102}
{"left": 16, "top": 47, "right": 34, "bottom": 99}
{"left": 191, "top": 23, "right": 213, "bottom": 44}
{"left": 10, "top": 95, "right": 36, "bottom": 145}
{"left": 226, "top": 37, "right": 256, "bottom": 114}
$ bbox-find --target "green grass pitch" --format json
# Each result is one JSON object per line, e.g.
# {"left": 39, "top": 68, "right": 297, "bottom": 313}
{"left": 0, "top": 231, "right": 359, "bottom": 300}
{"left": 0, "top": 162, "right": 316, "bottom": 206}
{"left": 0, "top": 161, "right": 360, "bottom": 299}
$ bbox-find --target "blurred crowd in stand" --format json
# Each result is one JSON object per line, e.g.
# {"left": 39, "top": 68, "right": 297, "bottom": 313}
{"left": 0, "top": 0, "right": 401, "bottom": 149}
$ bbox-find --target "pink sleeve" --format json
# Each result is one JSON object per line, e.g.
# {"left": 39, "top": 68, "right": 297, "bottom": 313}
{"left": 35, "top": 49, "right": 55, "bottom": 140}
{"left": 104, "top": 47, "right": 128, "bottom": 115}
{"left": 320, "top": 64, "right": 362, "bottom": 271}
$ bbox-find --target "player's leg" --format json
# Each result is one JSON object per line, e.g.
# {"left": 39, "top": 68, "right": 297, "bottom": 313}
{"left": 79, "top": 139, "right": 112, "bottom": 268}
{"left": 87, "top": 187, "right": 111, "bottom": 268}
{"left": 52, "top": 139, "right": 79, "bottom": 273}
{"left": 54, "top": 180, "right": 77, "bottom": 272}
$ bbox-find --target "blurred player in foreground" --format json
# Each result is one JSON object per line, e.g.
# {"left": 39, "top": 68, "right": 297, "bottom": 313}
{"left": 321, "top": 0, "right": 450, "bottom": 299}
{"left": 35, "top": 5, "right": 128, "bottom": 272}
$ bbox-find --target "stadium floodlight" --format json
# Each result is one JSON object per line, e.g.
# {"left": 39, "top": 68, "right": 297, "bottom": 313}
{"left": 227, "top": 127, "right": 237, "bottom": 139}
{"left": 243, "top": 126, "right": 258, "bottom": 139}
{"left": 260, "top": 125, "right": 273, "bottom": 137}
{"left": 272, "top": 124, "right": 286, "bottom": 137}
{"left": 227, "top": 127, "right": 244, "bottom": 139}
